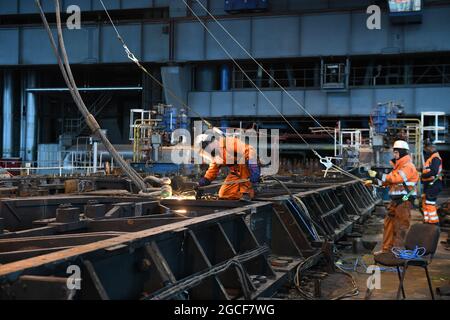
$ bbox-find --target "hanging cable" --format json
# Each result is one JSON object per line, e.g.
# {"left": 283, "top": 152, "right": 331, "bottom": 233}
{"left": 35, "top": 0, "right": 169, "bottom": 193}
{"left": 191, "top": 0, "right": 338, "bottom": 143}
{"left": 98, "top": 0, "right": 213, "bottom": 130}
{"left": 97, "top": 0, "right": 368, "bottom": 184}
{"left": 98, "top": 0, "right": 360, "bottom": 181}
{"left": 100, "top": 0, "right": 318, "bottom": 155}
{"left": 267, "top": 176, "right": 331, "bottom": 240}
{"left": 181, "top": 0, "right": 311, "bottom": 147}
{"left": 181, "top": 0, "right": 367, "bottom": 183}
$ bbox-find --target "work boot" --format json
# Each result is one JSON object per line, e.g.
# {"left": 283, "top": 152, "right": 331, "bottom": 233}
{"left": 241, "top": 193, "right": 251, "bottom": 201}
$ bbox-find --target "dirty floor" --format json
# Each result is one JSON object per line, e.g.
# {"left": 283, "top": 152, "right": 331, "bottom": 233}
{"left": 347, "top": 208, "right": 450, "bottom": 300}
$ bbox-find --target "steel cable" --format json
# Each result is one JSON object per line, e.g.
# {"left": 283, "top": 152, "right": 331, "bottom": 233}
{"left": 35, "top": 0, "right": 167, "bottom": 193}
{"left": 183, "top": 0, "right": 368, "bottom": 184}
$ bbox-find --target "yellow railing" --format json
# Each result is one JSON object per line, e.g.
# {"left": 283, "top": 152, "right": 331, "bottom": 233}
{"left": 388, "top": 118, "right": 422, "bottom": 167}
{"left": 132, "top": 119, "right": 159, "bottom": 162}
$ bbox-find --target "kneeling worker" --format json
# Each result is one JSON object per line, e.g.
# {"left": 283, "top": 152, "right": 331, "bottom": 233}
{"left": 198, "top": 135, "right": 260, "bottom": 200}
{"left": 369, "top": 140, "right": 419, "bottom": 254}
{"left": 422, "top": 139, "right": 443, "bottom": 224}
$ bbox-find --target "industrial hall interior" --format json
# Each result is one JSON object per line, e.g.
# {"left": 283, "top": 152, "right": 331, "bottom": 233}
{"left": 0, "top": 0, "right": 449, "bottom": 302}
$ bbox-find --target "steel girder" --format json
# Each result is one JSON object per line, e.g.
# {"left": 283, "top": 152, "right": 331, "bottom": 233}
{"left": 0, "top": 180, "right": 380, "bottom": 300}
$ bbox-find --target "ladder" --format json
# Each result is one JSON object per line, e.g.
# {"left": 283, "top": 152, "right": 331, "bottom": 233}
{"left": 405, "top": 123, "right": 422, "bottom": 166}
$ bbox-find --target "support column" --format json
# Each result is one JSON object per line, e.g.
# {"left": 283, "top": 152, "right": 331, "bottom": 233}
{"left": 161, "top": 65, "right": 191, "bottom": 110}
{"left": 24, "top": 72, "right": 37, "bottom": 162}
{"left": 195, "top": 65, "right": 216, "bottom": 91}
{"left": 2, "top": 71, "right": 14, "bottom": 158}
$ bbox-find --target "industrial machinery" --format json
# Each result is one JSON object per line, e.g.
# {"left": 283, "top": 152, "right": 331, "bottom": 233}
{"left": 370, "top": 101, "right": 406, "bottom": 168}
{"left": 129, "top": 105, "right": 194, "bottom": 176}
{"left": 333, "top": 122, "right": 370, "bottom": 171}
{"left": 0, "top": 178, "right": 380, "bottom": 300}
{"left": 370, "top": 103, "right": 447, "bottom": 170}
{"left": 130, "top": 104, "right": 189, "bottom": 163}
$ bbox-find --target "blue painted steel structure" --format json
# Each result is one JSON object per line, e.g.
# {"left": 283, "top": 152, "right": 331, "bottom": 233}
{"left": 1, "top": 4, "right": 450, "bottom": 65}
{"left": 2, "top": 71, "right": 13, "bottom": 158}
{"left": 0, "top": 0, "right": 449, "bottom": 142}
{"left": 187, "top": 86, "right": 450, "bottom": 117}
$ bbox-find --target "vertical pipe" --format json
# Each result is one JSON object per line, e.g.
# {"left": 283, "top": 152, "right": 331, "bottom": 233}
{"left": 20, "top": 71, "right": 26, "bottom": 159}
{"left": 220, "top": 64, "right": 230, "bottom": 91}
{"left": 93, "top": 141, "right": 98, "bottom": 173}
{"left": 25, "top": 72, "right": 37, "bottom": 162}
{"left": 2, "top": 71, "right": 14, "bottom": 158}
{"left": 196, "top": 66, "right": 216, "bottom": 91}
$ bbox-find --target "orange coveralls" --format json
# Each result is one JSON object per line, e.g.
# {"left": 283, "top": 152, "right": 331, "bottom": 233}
{"left": 203, "top": 137, "right": 258, "bottom": 200}
{"left": 380, "top": 155, "right": 419, "bottom": 252}
{"left": 421, "top": 151, "right": 443, "bottom": 224}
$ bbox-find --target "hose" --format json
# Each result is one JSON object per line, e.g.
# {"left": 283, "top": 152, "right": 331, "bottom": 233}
{"left": 266, "top": 176, "right": 330, "bottom": 240}
{"left": 35, "top": 0, "right": 166, "bottom": 194}
{"left": 294, "top": 250, "right": 360, "bottom": 300}
{"left": 391, "top": 246, "right": 426, "bottom": 260}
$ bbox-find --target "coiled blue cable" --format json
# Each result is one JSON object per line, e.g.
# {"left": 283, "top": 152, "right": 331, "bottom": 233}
{"left": 391, "top": 246, "right": 426, "bottom": 260}
{"left": 337, "top": 256, "right": 397, "bottom": 273}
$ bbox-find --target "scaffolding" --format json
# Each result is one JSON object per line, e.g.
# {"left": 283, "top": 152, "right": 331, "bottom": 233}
{"left": 132, "top": 119, "right": 161, "bottom": 162}
{"left": 421, "top": 111, "right": 447, "bottom": 144}
{"left": 387, "top": 118, "right": 422, "bottom": 167}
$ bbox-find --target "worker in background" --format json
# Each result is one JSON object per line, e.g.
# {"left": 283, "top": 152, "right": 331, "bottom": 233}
{"left": 369, "top": 140, "right": 419, "bottom": 254}
{"left": 421, "top": 139, "right": 443, "bottom": 224}
{"left": 198, "top": 135, "right": 260, "bottom": 200}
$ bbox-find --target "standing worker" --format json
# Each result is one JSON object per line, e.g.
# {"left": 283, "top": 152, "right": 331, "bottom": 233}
{"left": 198, "top": 135, "right": 260, "bottom": 200}
{"left": 421, "top": 139, "right": 443, "bottom": 224}
{"left": 369, "top": 140, "right": 419, "bottom": 254}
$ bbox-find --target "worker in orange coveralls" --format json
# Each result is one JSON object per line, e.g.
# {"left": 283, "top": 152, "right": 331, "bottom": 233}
{"left": 369, "top": 140, "right": 419, "bottom": 254}
{"left": 421, "top": 139, "right": 443, "bottom": 224}
{"left": 198, "top": 135, "right": 260, "bottom": 200}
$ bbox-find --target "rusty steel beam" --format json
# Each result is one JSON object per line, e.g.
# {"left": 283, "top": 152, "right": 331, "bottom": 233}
{"left": 0, "top": 179, "right": 380, "bottom": 300}
{"left": 0, "top": 202, "right": 270, "bottom": 278}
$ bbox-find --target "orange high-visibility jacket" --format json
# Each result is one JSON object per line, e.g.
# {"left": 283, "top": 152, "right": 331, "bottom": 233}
{"left": 422, "top": 152, "right": 443, "bottom": 182}
{"left": 381, "top": 154, "right": 419, "bottom": 198}
{"left": 204, "top": 136, "right": 257, "bottom": 200}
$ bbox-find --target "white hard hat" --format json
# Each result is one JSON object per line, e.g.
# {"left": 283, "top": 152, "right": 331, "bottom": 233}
{"left": 393, "top": 140, "right": 409, "bottom": 150}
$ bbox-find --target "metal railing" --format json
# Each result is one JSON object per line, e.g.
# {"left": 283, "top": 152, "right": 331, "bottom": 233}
{"left": 1, "top": 165, "right": 105, "bottom": 176}
{"left": 227, "top": 63, "right": 450, "bottom": 90}
{"left": 0, "top": 149, "right": 117, "bottom": 176}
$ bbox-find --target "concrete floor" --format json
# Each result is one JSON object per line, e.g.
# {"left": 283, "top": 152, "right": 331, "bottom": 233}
{"left": 276, "top": 202, "right": 450, "bottom": 300}
{"left": 348, "top": 209, "right": 450, "bottom": 300}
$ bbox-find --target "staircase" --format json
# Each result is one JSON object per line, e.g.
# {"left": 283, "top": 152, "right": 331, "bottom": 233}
{"left": 63, "top": 92, "right": 113, "bottom": 138}
{"left": 406, "top": 123, "right": 422, "bottom": 166}
{"left": 77, "top": 92, "right": 113, "bottom": 136}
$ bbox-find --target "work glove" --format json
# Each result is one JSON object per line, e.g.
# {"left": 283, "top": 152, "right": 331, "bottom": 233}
{"left": 195, "top": 188, "right": 204, "bottom": 200}
{"left": 198, "top": 177, "right": 211, "bottom": 187}
{"left": 241, "top": 193, "right": 251, "bottom": 201}
{"left": 248, "top": 164, "right": 261, "bottom": 184}
{"left": 368, "top": 170, "right": 378, "bottom": 178}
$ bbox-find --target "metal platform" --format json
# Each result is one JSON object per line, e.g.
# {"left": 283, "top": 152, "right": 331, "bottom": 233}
{"left": 0, "top": 180, "right": 380, "bottom": 300}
